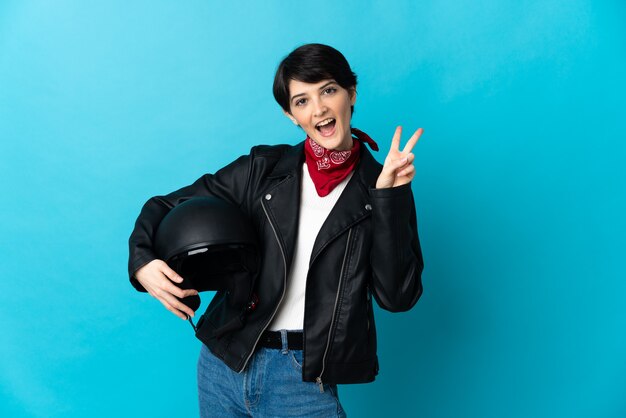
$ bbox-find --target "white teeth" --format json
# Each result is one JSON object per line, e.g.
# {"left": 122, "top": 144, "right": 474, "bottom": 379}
{"left": 316, "top": 118, "right": 335, "bottom": 128}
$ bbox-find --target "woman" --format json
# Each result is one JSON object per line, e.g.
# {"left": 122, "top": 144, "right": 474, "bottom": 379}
{"left": 128, "top": 43, "right": 424, "bottom": 417}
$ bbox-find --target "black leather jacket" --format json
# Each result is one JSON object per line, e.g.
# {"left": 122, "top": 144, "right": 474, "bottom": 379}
{"left": 128, "top": 141, "right": 423, "bottom": 386}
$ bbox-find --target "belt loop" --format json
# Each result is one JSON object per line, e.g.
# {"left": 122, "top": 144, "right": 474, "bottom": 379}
{"left": 280, "top": 329, "right": 288, "bottom": 354}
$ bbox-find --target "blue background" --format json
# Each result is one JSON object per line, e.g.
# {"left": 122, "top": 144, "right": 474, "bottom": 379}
{"left": 1, "top": 1, "right": 625, "bottom": 417}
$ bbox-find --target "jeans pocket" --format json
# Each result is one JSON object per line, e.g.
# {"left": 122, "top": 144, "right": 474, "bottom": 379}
{"left": 289, "top": 349, "right": 303, "bottom": 370}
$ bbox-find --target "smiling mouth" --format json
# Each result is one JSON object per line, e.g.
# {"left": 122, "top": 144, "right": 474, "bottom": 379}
{"left": 315, "top": 118, "right": 336, "bottom": 136}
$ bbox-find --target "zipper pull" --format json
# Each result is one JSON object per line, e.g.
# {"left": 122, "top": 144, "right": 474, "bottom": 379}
{"left": 316, "top": 377, "right": 324, "bottom": 393}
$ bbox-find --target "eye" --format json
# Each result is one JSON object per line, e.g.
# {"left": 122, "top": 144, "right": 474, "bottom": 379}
{"left": 294, "top": 98, "right": 307, "bottom": 106}
{"left": 323, "top": 87, "right": 337, "bottom": 95}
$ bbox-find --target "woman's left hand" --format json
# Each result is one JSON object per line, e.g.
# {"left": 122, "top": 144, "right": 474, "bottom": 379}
{"left": 375, "top": 126, "right": 423, "bottom": 189}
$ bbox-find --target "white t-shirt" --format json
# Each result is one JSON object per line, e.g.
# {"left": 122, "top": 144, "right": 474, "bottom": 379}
{"left": 268, "top": 163, "right": 353, "bottom": 331}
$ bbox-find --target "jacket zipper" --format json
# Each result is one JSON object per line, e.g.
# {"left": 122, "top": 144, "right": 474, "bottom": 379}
{"left": 239, "top": 198, "right": 288, "bottom": 372}
{"left": 316, "top": 228, "right": 352, "bottom": 393}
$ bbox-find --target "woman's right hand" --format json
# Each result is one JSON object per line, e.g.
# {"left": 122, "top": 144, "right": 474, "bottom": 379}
{"left": 135, "top": 259, "right": 199, "bottom": 320}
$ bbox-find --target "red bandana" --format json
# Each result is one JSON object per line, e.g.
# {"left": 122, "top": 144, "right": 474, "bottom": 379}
{"left": 304, "top": 128, "right": 379, "bottom": 197}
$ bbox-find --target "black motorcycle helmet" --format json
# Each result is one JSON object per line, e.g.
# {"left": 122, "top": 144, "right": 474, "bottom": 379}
{"left": 154, "top": 196, "right": 259, "bottom": 316}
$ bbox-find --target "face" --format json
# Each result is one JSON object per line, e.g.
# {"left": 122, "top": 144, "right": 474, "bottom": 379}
{"left": 285, "top": 79, "right": 356, "bottom": 151}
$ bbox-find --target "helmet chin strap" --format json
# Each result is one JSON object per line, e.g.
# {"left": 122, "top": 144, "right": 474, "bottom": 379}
{"left": 172, "top": 256, "right": 201, "bottom": 331}
{"left": 187, "top": 315, "right": 198, "bottom": 332}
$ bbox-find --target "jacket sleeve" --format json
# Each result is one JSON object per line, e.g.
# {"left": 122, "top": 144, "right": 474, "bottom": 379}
{"left": 368, "top": 182, "right": 424, "bottom": 312}
{"left": 127, "top": 152, "right": 253, "bottom": 292}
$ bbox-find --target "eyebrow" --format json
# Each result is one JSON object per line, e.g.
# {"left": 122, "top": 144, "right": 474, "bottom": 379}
{"left": 290, "top": 81, "right": 336, "bottom": 103}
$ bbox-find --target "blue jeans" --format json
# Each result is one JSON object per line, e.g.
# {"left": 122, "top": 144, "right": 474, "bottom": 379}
{"left": 197, "top": 330, "right": 347, "bottom": 417}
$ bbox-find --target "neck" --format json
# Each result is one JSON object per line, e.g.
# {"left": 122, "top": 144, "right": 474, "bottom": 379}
{"left": 332, "top": 135, "right": 354, "bottom": 151}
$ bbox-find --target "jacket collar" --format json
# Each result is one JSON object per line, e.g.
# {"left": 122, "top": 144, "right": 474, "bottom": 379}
{"left": 267, "top": 142, "right": 304, "bottom": 179}
{"left": 354, "top": 143, "right": 383, "bottom": 190}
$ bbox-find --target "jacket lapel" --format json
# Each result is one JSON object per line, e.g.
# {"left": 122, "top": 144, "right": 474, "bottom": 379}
{"left": 309, "top": 146, "right": 382, "bottom": 265}
{"left": 261, "top": 143, "right": 304, "bottom": 267}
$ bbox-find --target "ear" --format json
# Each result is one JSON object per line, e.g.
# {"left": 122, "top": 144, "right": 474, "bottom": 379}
{"left": 349, "top": 88, "right": 357, "bottom": 106}
{"left": 283, "top": 110, "right": 299, "bottom": 126}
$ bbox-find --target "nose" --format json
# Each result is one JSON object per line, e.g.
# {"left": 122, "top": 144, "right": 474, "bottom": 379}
{"left": 312, "top": 99, "right": 327, "bottom": 117}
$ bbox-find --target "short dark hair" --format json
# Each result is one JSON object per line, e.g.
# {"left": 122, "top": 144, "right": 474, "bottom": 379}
{"left": 273, "top": 43, "right": 358, "bottom": 114}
